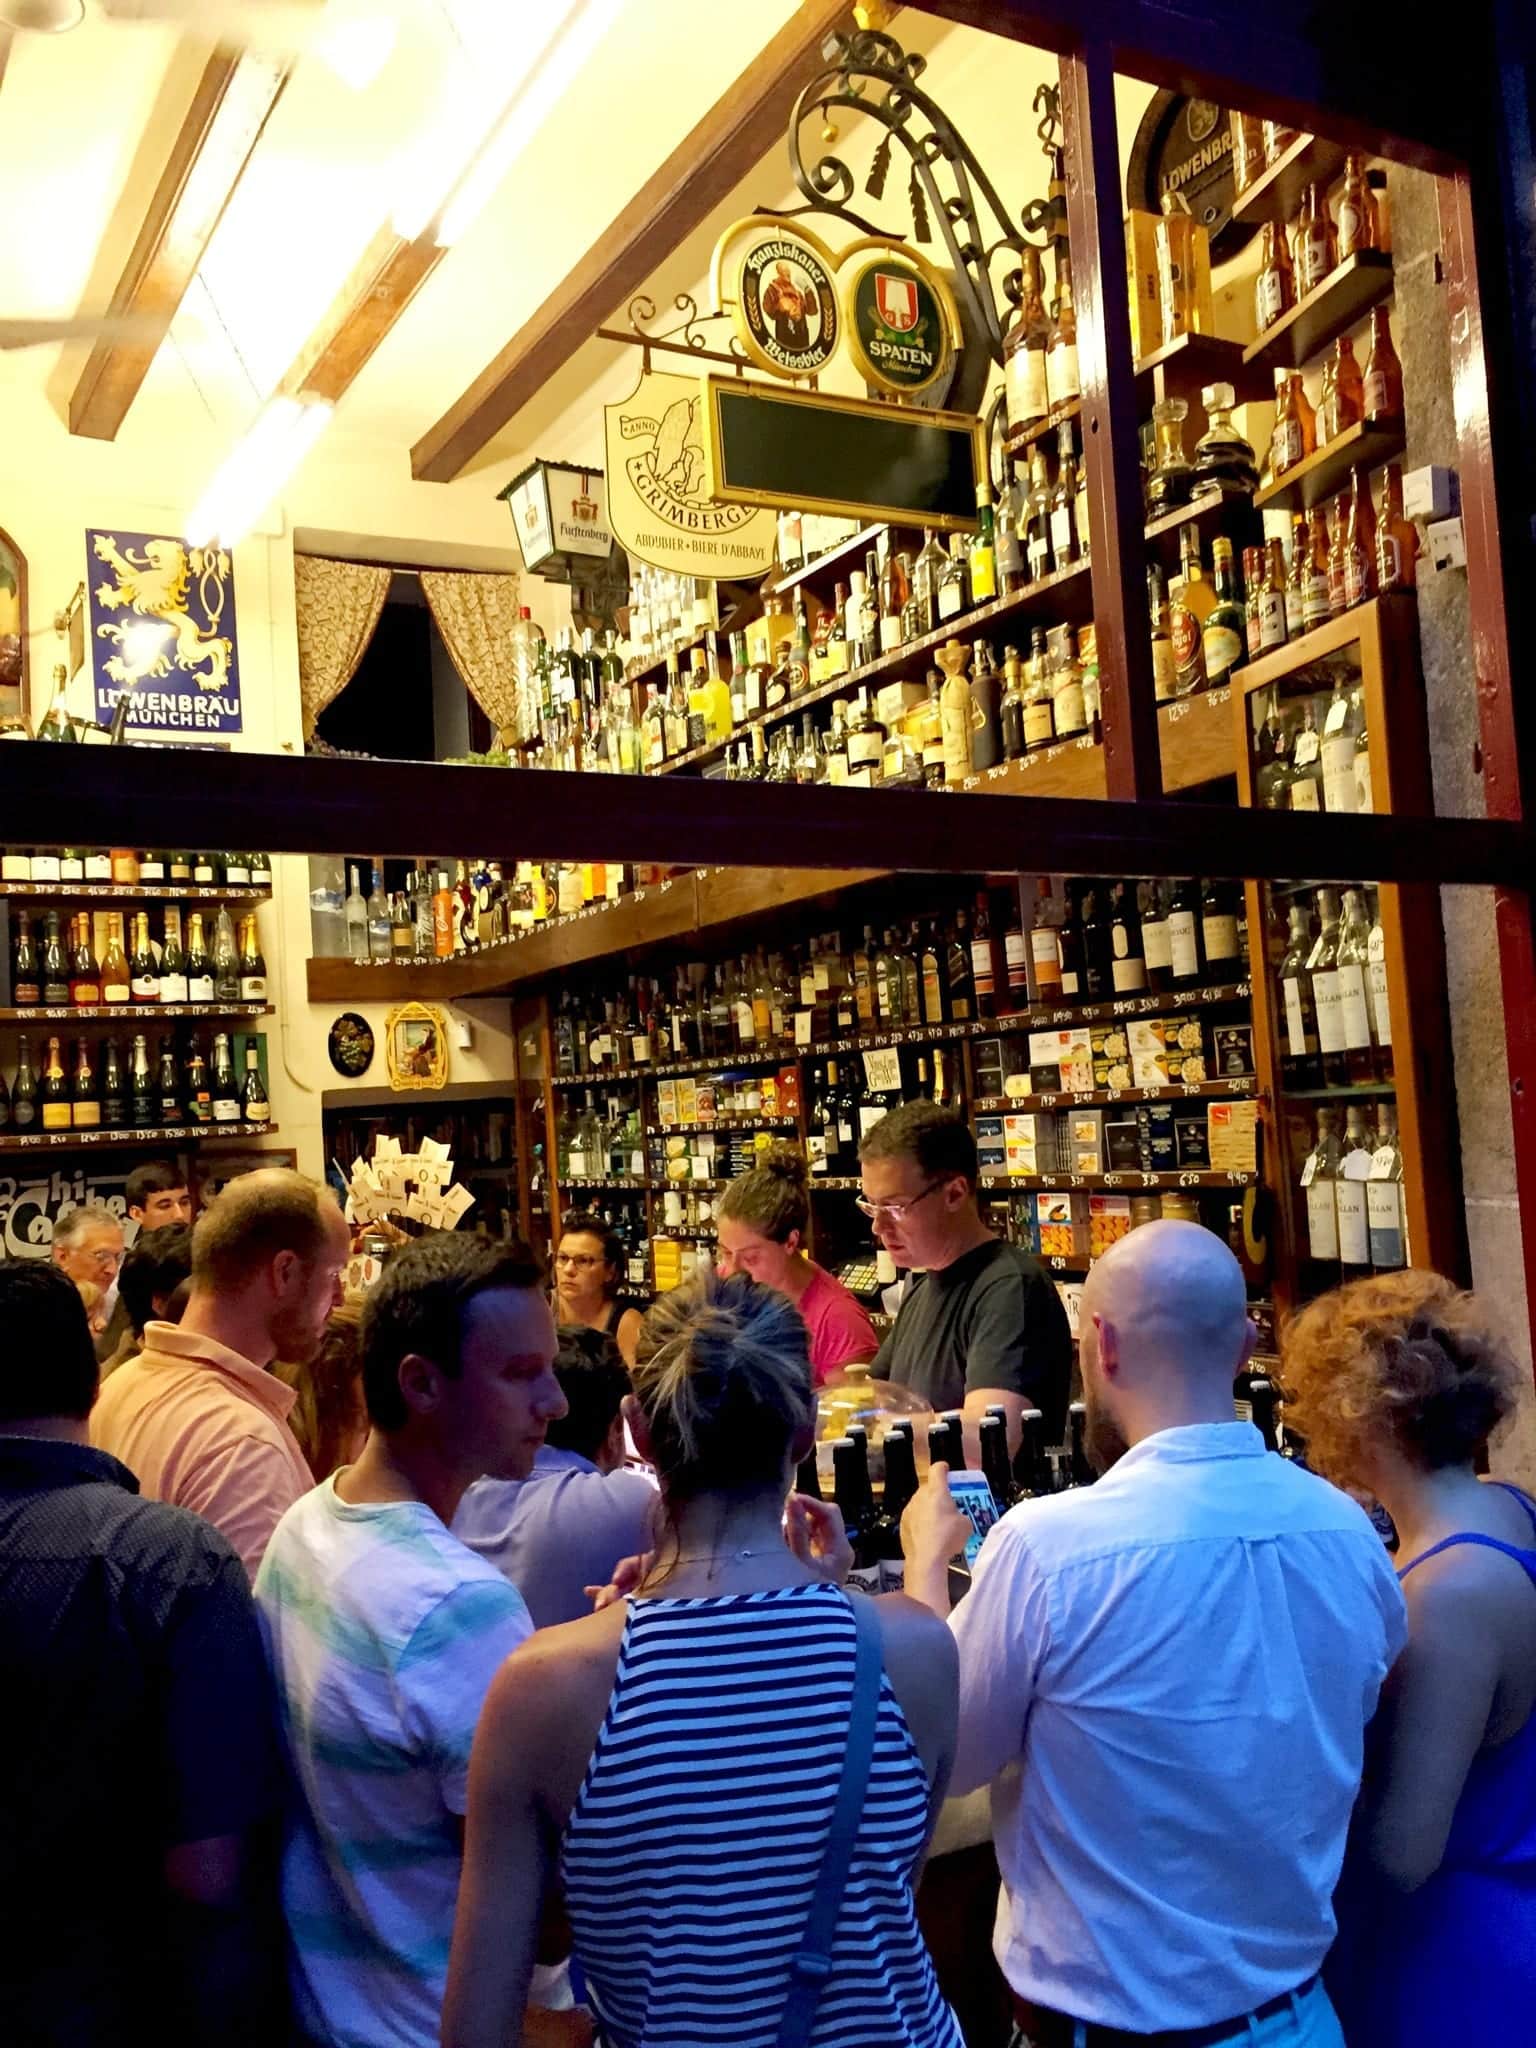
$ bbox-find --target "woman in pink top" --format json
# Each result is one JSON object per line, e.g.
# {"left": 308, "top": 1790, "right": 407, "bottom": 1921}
{"left": 716, "top": 1145, "right": 878, "bottom": 1385}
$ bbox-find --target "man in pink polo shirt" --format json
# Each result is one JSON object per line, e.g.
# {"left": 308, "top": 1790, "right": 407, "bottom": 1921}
{"left": 93, "top": 1167, "right": 349, "bottom": 1576}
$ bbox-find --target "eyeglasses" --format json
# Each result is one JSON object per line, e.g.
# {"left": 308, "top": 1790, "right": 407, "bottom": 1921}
{"left": 82, "top": 1246, "right": 124, "bottom": 1271}
{"left": 555, "top": 1252, "right": 604, "bottom": 1269}
{"left": 855, "top": 1179, "right": 945, "bottom": 1223}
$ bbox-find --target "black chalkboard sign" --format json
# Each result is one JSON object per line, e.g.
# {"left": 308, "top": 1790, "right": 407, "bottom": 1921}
{"left": 702, "top": 376, "right": 982, "bottom": 533}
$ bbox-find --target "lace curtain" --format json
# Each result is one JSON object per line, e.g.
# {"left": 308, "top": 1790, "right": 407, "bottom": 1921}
{"left": 420, "top": 570, "right": 523, "bottom": 740}
{"left": 294, "top": 555, "right": 390, "bottom": 740}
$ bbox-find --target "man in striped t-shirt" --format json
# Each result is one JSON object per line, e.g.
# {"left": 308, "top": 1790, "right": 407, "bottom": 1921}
{"left": 255, "top": 1235, "right": 565, "bottom": 2048}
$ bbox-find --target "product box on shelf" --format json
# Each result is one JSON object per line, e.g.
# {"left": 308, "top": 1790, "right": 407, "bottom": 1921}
{"left": 1137, "top": 1102, "right": 1178, "bottom": 1172}
{"left": 1100, "top": 1027, "right": 1132, "bottom": 1090}
{"left": 1088, "top": 1193, "right": 1134, "bottom": 1257}
{"left": 1209, "top": 1100, "right": 1259, "bottom": 1173}
{"left": 1029, "top": 1027, "right": 1095, "bottom": 1093}
{"left": 1104, "top": 1118, "right": 1142, "bottom": 1170}
{"left": 1069, "top": 1109, "right": 1105, "bottom": 1173}
{"left": 1036, "top": 1190, "right": 1084, "bottom": 1260}
{"left": 875, "top": 678, "right": 928, "bottom": 726}
{"left": 1175, "top": 1113, "right": 1213, "bottom": 1168}
{"left": 1211, "top": 1024, "right": 1256, "bottom": 1077}
{"left": 976, "top": 1115, "right": 1007, "bottom": 1174}
{"left": 1004, "top": 1110, "right": 1054, "bottom": 1176}
{"left": 657, "top": 1078, "right": 678, "bottom": 1125}
{"left": 776, "top": 1065, "right": 802, "bottom": 1118}
{"left": 1125, "top": 208, "right": 1163, "bottom": 359}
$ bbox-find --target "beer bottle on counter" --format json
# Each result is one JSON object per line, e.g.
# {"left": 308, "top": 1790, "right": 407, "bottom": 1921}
{"left": 1012, "top": 1406, "right": 1050, "bottom": 1498}
{"left": 12, "top": 1035, "right": 37, "bottom": 1129}
{"left": 101, "top": 1037, "right": 126, "bottom": 1128}
{"left": 831, "top": 1437, "right": 882, "bottom": 1593}
{"left": 980, "top": 1413, "right": 1016, "bottom": 1511}
{"left": 937, "top": 1410, "right": 968, "bottom": 1470}
{"left": 1066, "top": 1401, "right": 1095, "bottom": 1487}
{"left": 877, "top": 1427, "right": 919, "bottom": 1592}
{"left": 129, "top": 1033, "right": 156, "bottom": 1128}
{"left": 1247, "top": 1376, "right": 1282, "bottom": 1452}
{"left": 794, "top": 1448, "right": 823, "bottom": 1499}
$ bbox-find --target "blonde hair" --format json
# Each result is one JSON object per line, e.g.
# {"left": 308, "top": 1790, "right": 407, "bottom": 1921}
{"left": 1282, "top": 1269, "right": 1520, "bottom": 1486}
{"left": 717, "top": 1143, "right": 810, "bottom": 1245}
{"left": 632, "top": 1270, "right": 812, "bottom": 1501}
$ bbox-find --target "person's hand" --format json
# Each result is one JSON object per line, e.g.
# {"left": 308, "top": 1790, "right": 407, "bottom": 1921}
{"left": 784, "top": 1493, "right": 854, "bottom": 1585}
{"left": 586, "top": 1552, "right": 652, "bottom": 1611}
{"left": 901, "top": 1463, "right": 970, "bottom": 1571}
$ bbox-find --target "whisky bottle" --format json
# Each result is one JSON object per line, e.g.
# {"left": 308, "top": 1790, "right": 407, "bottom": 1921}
{"left": 1024, "top": 445, "right": 1055, "bottom": 582}
{"left": 41, "top": 1034, "right": 70, "bottom": 1130}
{"left": 157, "top": 1036, "right": 183, "bottom": 1126}
{"left": 1170, "top": 524, "right": 1213, "bottom": 696}
{"left": 970, "top": 892, "right": 999, "bottom": 1020}
{"left": 11, "top": 1035, "right": 36, "bottom": 1128}
{"left": 910, "top": 529, "right": 947, "bottom": 637}
{"left": 1335, "top": 153, "right": 1379, "bottom": 258}
{"left": 969, "top": 642, "right": 1003, "bottom": 771}
{"left": 1361, "top": 305, "right": 1402, "bottom": 423}
{"left": 1277, "top": 901, "right": 1322, "bottom": 1087}
{"left": 1022, "top": 627, "right": 1055, "bottom": 748}
{"left": 1201, "top": 880, "right": 1243, "bottom": 978}
{"left": 1337, "top": 1107, "right": 1372, "bottom": 1276}
{"left": 1049, "top": 633, "right": 1087, "bottom": 739}
{"left": 1375, "top": 464, "right": 1418, "bottom": 593}
{"left": 937, "top": 535, "right": 969, "bottom": 624}
{"left": 1004, "top": 246, "right": 1051, "bottom": 448}
{"left": 68, "top": 914, "right": 100, "bottom": 1007}
{"left": 130, "top": 911, "right": 159, "bottom": 1003}
{"left": 184, "top": 913, "right": 213, "bottom": 1002}
{"left": 1258, "top": 539, "right": 1289, "bottom": 652}
{"left": 1320, "top": 678, "right": 1361, "bottom": 814}
{"left": 999, "top": 646, "right": 1026, "bottom": 760}
{"left": 241, "top": 1042, "right": 270, "bottom": 1124}
{"left": 41, "top": 912, "right": 69, "bottom": 1007}
{"left": 159, "top": 908, "right": 188, "bottom": 1003}
{"left": 1343, "top": 466, "right": 1378, "bottom": 608}
{"left": 211, "top": 908, "right": 240, "bottom": 1002}
{"left": 1309, "top": 887, "right": 1349, "bottom": 1086}
{"left": 1367, "top": 1104, "right": 1406, "bottom": 1270}
{"left": 1288, "top": 703, "right": 1324, "bottom": 811}
{"left": 1030, "top": 897, "right": 1064, "bottom": 998}
{"left": 1254, "top": 220, "right": 1295, "bottom": 331}
{"left": 1048, "top": 423, "right": 1079, "bottom": 564}
{"left": 1293, "top": 181, "right": 1338, "bottom": 295}
{"left": 210, "top": 1032, "right": 240, "bottom": 1123}
{"left": 1046, "top": 246, "right": 1080, "bottom": 405}
{"left": 1336, "top": 887, "right": 1380, "bottom": 1083}
{"left": 238, "top": 914, "right": 268, "bottom": 1001}
{"left": 1301, "top": 1107, "right": 1343, "bottom": 1264}
{"left": 1148, "top": 566, "right": 1176, "bottom": 703}
{"left": 101, "top": 1035, "right": 126, "bottom": 1128}
{"left": 879, "top": 550, "right": 911, "bottom": 654}
{"left": 12, "top": 911, "right": 39, "bottom": 1006}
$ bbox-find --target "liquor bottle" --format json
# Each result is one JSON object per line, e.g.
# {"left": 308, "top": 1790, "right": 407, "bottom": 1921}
{"left": 910, "top": 529, "right": 947, "bottom": 638}
{"left": 1046, "top": 246, "right": 1080, "bottom": 404}
{"left": 156, "top": 1036, "right": 182, "bottom": 1125}
{"left": 641, "top": 681, "right": 668, "bottom": 769}
{"left": 1302, "top": 1106, "right": 1343, "bottom": 1265}
{"left": 12, "top": 911, "right": 39, "bottom": 1006}
{"left": 1335, "top": 153, "right": 1379, "bottom": 256}
{"left": 1057, "top": 894, "right": 1085, "bottom": 1000}
{"left": 1140, "top": 564, "right": 1175, "bottom": 706}
{"left": 946, "top": 913, "right": 975, "bottom": 1022}
{"left": 344, "top": 866, "right": 368, "bottom": 962}
{"left": 101, "top": 1036, "right": 126, "bottom": 1127}
{"left": 1024, "top": 444, "right": 1055, "bottom": 582}
{"left": 1271, "top": 371, "right": 1310, "bottom": 478}
{"left": 158, "top": 908, "right": 188, "bottom": 1004}
{"left": 845, "top": 690, "right": 886, "bottom": 781}
{"left": 875, "top": 548, "right": 909, "bottom": 656}
{"left": 389, "top": 891, "right": 414, "bottom": 962}
{"left": 938, "top": 641, "right": 974, "bottom": 786}
{"left": 1191, "top": 383, "right": 1259, "bottom": 498}
{"left": 1285, "top": 514, "right": 1310, "bottom": 637}
{"left": 1325, "top": 499, "right": 1349, "bottom": 616}
{"left": 1337, "top": 1106, "right": 1373, "bottom": 1276}
{"left": 67, "top": 1039, "right": 99, "bottom": 1130}
{"left": 1309, "top": 887, "right": 1349, "bottom": 1086}
{"left": 1146, "top": 396, "right": 1194, "bottom": 515}
{"left": 130, "top": 912, "right": 159, "bottom": 1003}
{"left": 878, "top": 1428, "right": 920, "bottom": 1591}
{"left": 1049, "top": 631, "right": 1088, "bottom": 740}
{"left": 211, "top": 908, "right": 240, "bottom": 1002}
{"left": 1080, "top": 887, "right": 1113, "bottom": 1001}
{"left": 1288, "top": 702, "right": 1324, "bottom": 811}
{"left": 1293, "top": 180, "right": 1338, "bottom": 295}
{"left": 11, "top": 1035, "right": 36, "bottom": 1129}
{"left": 41, "top": 1035, "right": 70, "bottom": 1130}
{"left": 1201, "top": 538, "right": 1246, "bottom": 687}
{"left": 1166, "top": 878, "right": 1202, "bottom": 988}
{"left": 1343, "top": 466, "right": 1378, "bottom": 609}
{"left": 1004, "top": 245, "right": 1051, "bottom": 449}
{"left": 210, "top": 1032, "right": 239, "bottom": 1123}
{"left": 970, "top": 485, "right": 999, "bottom": 605}
{"left": 1230, "top": 110, "right": 1265, "bottom": 194}
{"left": 789, "top": 590, "right": 813, "bottom": 695}
{"left": 1361, "top": 305, "right": 1402, "bottom": 423}
{"left": 971, "top": 891, "right": 999, "bottom": 1020}
{"left": 184, "top": 913, "right": 213, "bottom": 1002}
{"left": 1319, "top": 677, "right": 1360, "bottom": 814}
{"left": 1243, "top": 545, "right": 1263, "bottom": 658}
{"left": 997, "top": 470, "right": 1026, "bottom": 594}
{"left": 1277, "top": 900, "right": 1322, "bottom": 1088}
{"left": 1022, "top": 626, "right": 1055, "bottom": 749}
{"left": 1029, "top": 896, "right": 1063, "bottom": 1000}
{"left": 999, "top": 646, "right": 1026, "bottom": 759}
{"left": 831, "top": 1437, "right": 881, "bottom": 1594}
{"left": 68, "top": 914, "right": 100, "bottom": 1007}
{"left": 241, "top": 1042, "right": 270, "bottom": 1123}
{"left": 363, "top": 865, "right": 390, "bottom": 962}
{"left": 1258, "top": 539, "right": 1289, "bottom": 652}
{"left": 969, "top": 643, "right": 1003, "bottom": 771}
{"left": 1367, "top": 1102, "right": 1407, "bottom": 1270}
{"left": 1139, "top": 879, "right": 1173, "bottom": 993}
{"left": 1046, "top": 422, "right": 1080, "bottom": 567}
{"left": 1200, "top": 880, "right": 1242, "bottom": 979}
{"left": 1104, "top": 881, "right": 1145, "bottom": 994}
{"left": 234, "top": 913, "right": 268, "bottom": 1001}
{"left": 1168, "top": 525, "right": 1212, "bottom": 699}
{"left": 1375, "top": 464, "right": 1418, "bottom": 593}
{"left": 934, "top": 535, "right": 967, "bottom": 625}
{"left": 1254, "top": 219, "right": 1295, "bottom": 330}
{"left": 1336, "top": 887, "right": 1380, "bottom": 1083}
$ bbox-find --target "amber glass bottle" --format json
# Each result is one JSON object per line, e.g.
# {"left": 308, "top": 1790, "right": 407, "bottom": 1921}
{"left": 1361, "top": 306, "right": 1403, "bottom": 423}
{"left": 1293, "top": 181, "right": 1338, "bottom": 295}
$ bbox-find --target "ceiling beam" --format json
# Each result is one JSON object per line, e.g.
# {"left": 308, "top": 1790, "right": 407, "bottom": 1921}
{"left": 410, "top": 0, "right": 854, "bottom": 484}
{"left": 280, "top": 222, "right": 446, "bottom": 406}
{"left": 67, "top": 47, "right": 290, "bottom": 442}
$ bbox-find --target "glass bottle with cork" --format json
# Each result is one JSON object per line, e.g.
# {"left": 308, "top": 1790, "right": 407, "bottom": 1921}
{"left": 1046, "top": 245, "right": 1080, "bottom": 406}
{"left": 1003, "top": 247, "right": 1051, "bottom": 452}
{"left": 1146, "top": 397, "right": 1195, "bottom": 514}
{"left": 1191, "top": 383, "right": 1259, "bottom": 497}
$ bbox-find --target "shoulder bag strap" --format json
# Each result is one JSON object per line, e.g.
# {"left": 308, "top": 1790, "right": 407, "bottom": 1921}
{"left": 773, "top": 1591, "right": 884, "bottom": 2048}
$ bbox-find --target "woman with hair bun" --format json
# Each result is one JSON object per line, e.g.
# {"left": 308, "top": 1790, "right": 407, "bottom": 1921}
{"left": 1282, "top": 1269, "right": 1536, "bottom": 2045}
{"left": 443, "top": 1270, "right": 962, "bottom": 2048}
{"left": 716, "top": 1143, "right": 878, "bottom": 1384}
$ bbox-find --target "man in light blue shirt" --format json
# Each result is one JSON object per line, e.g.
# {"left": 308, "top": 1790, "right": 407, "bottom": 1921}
{"left": 904, "top": 1221, "right": 1407, "bottom": 2048}
{"left": 454, "top": 1324, "right": 657, "bottom": 1628}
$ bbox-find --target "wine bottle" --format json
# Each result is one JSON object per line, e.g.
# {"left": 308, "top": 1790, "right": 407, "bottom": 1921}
{"left": 159, "top": 909, "right": 189, "bottom": 1004}
{"left": 129, "top": 1033, "right": 155, "bottom": 1128}
{"left": 12, "top": 912, "right": 40, "bottom": 1007}
{"left": 41, "top": 913, "right": 70, "bottom": 1007}
{"left": 237, "top": 914, "right": 268, "bottom": 1001}
{"left": 100, "top": 914, "right": 131, "bottom": 1006}
{"left": 185, "top": 914, "right": 213, "bottom": 1002}
{"left": 240, "top": 1043, "right": 269, "bottom": 1124}
{"left": 130, "top": 911, "right": 160, "bottom": 1003}
{"left": 158, "top": 1036, "right": 183, "bottom": 1125}
{"left": 71, "top": 1038, "right": 100, "bottom": 1129}
{"left": 0, "top": 1061, "right": 9, "bottom": 1130}
{"left": 41, "top": 1035, "right": 71, "bottom": 1130}
{"left": 211, "top": 1032, "right": 239, "bottom": 1123}
{"left": 101, "top": 1036, "right": 126, "bottom": 1128}
{"left": 184, "top": 1036, "right": 211, "bottom": 1125}
{"left": 12, "top": 1035, "right": 37, "bottom": 1129}
{"left": 211, "top": 909, "right": 239, "bottom": 1003}
{"left": 68, "top": 913, "right": 101, "bottom": 1007}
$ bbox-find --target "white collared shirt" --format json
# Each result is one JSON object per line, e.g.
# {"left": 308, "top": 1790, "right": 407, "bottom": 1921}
{"left": 949, "top": 1422, "right": 1407, "bottom": 2032}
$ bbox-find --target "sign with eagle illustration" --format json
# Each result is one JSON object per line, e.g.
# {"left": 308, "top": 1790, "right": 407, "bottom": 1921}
{"left": 86, "top": 529, "right": 242, "bottom": 736}
{"left": 604, "top": 369, "right": 777, "bottom": 580}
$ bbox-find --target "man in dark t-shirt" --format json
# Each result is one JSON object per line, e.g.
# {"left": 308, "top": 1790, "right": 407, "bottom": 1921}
{"left": 862, "top": 1101, "right": 1071, "bottom": 1454}
{"left": 0, "top": 1259, "right": 286, "bottom": 2048}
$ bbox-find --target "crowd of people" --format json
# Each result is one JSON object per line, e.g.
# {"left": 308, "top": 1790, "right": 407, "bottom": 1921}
{"left": 0, "top": 1108, "right": 1532, "bottom": 2048}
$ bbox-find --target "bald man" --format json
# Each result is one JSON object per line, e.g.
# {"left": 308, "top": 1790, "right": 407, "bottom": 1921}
{"left": 902, "top": 1223, "right": 1407, "bottom": 2048}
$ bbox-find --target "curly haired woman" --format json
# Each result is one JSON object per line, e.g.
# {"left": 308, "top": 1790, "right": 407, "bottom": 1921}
{"left": 1283, "top": 1269, "right": 1536, "bottom": 2046}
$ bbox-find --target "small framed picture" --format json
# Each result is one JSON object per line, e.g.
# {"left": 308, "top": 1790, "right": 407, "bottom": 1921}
{"left": 385, "top": 1003, "right": 449, "bottom": 1092}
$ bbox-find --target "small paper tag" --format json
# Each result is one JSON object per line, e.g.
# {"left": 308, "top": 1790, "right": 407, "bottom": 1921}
{"left": 1299, "top": 1157, "right": 1318, "bottom": 1188}
{"left": 862, "top": 1046, "right": 902, "bottom": 1094}
{"left": 1368, "top": 1147, "right": 1397, "bottom": 1181}
{"left": 794, "top": 1009, "right": 813, "bottom": 1047}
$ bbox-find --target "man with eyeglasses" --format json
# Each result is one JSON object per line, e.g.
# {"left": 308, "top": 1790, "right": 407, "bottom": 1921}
{"left": 860, "top": 1101, "right": 1070, "bottom": 1455}
{"left": 51, "top": 1203, "right": 126, "bottom": 1359}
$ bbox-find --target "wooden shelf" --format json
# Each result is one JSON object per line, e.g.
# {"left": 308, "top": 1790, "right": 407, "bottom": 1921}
{"left": 1133, "top": 330, "right": 1272, "bottom": 406}
{"left": 798, "top": 981, "right": 1254, "bottom": 1058}
{"left": 1244, "top": 251, "right": 1394, "bottom": 372}
{"left": 0, "top": 1120, "right": 278, "bottom": 1153}
{"left": 650, "top": 1225, "right": 718, "bottom": 1241}
{"left": 1236, "top": 593, "right": 1412, "bottom": 694}
{"left": 559, "top": 1176, "right": 646, "bottom": 1192}
{"left": 974, "top": 1077, "right": 1259, "bottom": 1113}
{"left": 0, "top": 882, "right": 270, "bottom": 901}
{"left": 979, "top": 1168, "right": 1258, "bottom": 1192}
{"left": 772, "top": 525, "right": 895, "bottom": 594}
{"left": 1006, "top": 396, "right": 1082, "bottom": 457}
{"left": 651, "top": 1117, "right": 797, "bottom": 1134}
{"left": 1232, "top": 133, "right": 1353, "bottom": 228}
{"left": 0, "top": 1002, "right": 273, "bottom": 1022}
{"left": 1252, "top": 417, "right": 1406, "bottom": 512}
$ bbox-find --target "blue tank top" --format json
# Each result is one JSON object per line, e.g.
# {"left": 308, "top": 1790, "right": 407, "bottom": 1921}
{"left": 562, "top": 1583, "right": 962, "bottom": 2048}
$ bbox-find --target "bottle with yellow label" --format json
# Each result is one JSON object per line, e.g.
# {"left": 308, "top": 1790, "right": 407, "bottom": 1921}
{"left": 969, "top": 486, "right": 998, "bottom": 605}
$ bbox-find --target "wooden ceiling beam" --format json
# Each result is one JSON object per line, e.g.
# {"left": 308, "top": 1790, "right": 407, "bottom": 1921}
{"left": 409, "top": 0, "right": 854, "bottom": 484}
{"left": 67, "top": 47, "right": 290, "bottom": 442}
{"left": 280, "top": 223, "right": 446, "bottom": 406}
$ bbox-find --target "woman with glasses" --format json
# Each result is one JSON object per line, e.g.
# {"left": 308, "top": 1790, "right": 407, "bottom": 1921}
{"left": 716, "top": 1143, "right": 878, "bottom": 1385}
{"left": 552, "top": 1210, "right": 642, "bottom": 1368}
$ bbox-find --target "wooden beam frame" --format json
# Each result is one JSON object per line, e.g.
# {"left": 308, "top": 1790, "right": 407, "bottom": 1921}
{"left": 281, "top": 223, "right": 446, "bottom": 406}
{"left": 67, "top": 48, "right": 289, "bottom": 442}
{"left": 409, "top": 0, "right": 853, "bottom": 482}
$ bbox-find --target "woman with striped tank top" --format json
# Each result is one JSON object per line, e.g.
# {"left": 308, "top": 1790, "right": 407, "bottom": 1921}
{"left": 444, "top": 1270, "right": 963, "bottom": 2048}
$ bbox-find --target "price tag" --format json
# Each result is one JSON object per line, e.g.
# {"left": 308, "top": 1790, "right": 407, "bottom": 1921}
{"left": 1341, "top": 1153, "right": 1373, "bottom": 1181}
{"left": 862, "top": 1046, "right": 902, "bottom": 1094}
{"left": 1368, "top": 1146, "right": 1397, "bottom": 1180}
{"left": 794, "top": 1010, "right": 813, "bottom": 1047}
{"left": 1103, "top": 1173, "right": 1123, "bottom": 1187}
{"left": 1179, "top": 1171, "right": 1203, "bottom": 1188}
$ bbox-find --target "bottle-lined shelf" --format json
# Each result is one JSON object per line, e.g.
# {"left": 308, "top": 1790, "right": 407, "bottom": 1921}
{"left": 1233, "top": 133, "right": 1353, "bottom": 229}
{"left": 559, "top": 1175, "right": 647, "bottom": 1192}
{"left": 979, "top": 1168, "right": 1259, "bottom": 1192}
{"left": 773, "top": 525, "right": 888, "bottom": 595}
{"left": 0, "top": 882, "right": 271, "bottom": 902}
{"left": 972, "top": 1076, "right": 1258, "bottom": 1114}
{"left": 1252, "top": 417, "right": 1406, "bottom": 513}
{"left": 0, "top": 1120, "right": 277, "bottom": 1153}
{"left": 649, "top": 1224, "right": 719, "bottom": 1241}
{"left": 1243, "top": 249, "right": 1395, "bottom": 373}
{"left": 648, "top": 1117, "right": 798, "bottom": 1135}
{"left": 0, "top": 1001, "right": 274, "bottom": 1022}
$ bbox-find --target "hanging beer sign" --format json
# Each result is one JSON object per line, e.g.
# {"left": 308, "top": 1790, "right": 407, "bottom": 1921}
{"left": 712, "top": 216, "right": 842, "bottom": 380}
{"left": 603, "top": 368, "right": 777, "bottom": 579}
{"left": 840, "top": 240, "right": 960, "bottom": 398}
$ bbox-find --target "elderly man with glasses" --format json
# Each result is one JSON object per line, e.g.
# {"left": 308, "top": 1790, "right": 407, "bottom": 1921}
{"left": 52, "top": 1203, "right": 127, "bottom": 1359}
{"left": 860, "top": 1101, "right": 1071, "bottom": 1462}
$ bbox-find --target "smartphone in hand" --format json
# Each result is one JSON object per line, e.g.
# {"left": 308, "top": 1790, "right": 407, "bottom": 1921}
{"left": 946, "top": 1471, "right": 1000, "bottom": 1569}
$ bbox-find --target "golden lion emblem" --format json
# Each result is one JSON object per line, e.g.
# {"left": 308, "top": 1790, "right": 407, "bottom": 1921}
{"left": 92, "top": 533, "right": 234, "bottom": 692}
